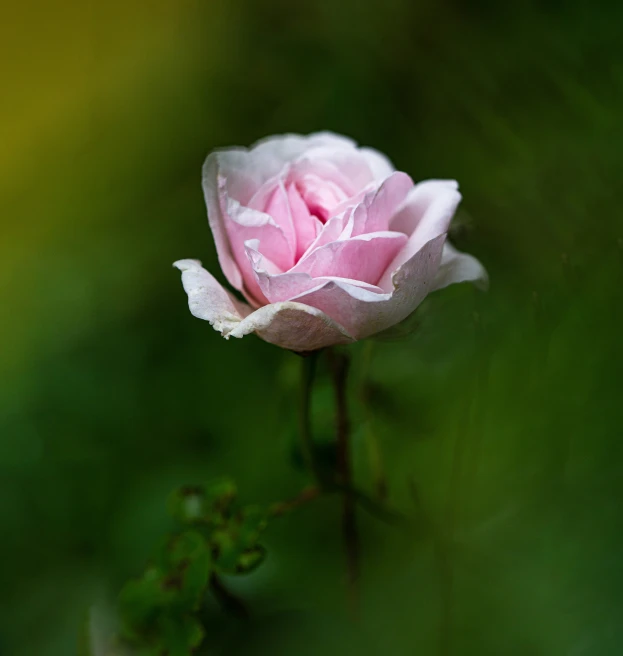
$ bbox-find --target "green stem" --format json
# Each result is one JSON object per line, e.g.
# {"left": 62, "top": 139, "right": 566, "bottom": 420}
{"left": 299, "top": 351, "right": 322, "bottom": 483}
{"left": 328, "top": 348, "right": 360, "bottom": 618}
{"left": 360, "top": 342, "right": 388, "bottom": 502}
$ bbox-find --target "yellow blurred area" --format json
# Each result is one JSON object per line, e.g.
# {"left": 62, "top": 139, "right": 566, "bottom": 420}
{"left": 1, "top": 0, "right": 230, "bottom": 194}
{"left": 0, "top": 0, "right": 236, "bottom": 378}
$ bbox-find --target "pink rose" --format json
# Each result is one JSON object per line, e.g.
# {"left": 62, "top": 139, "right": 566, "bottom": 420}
{"left": 174, "top": 132, "right": 486, "bottom": 352}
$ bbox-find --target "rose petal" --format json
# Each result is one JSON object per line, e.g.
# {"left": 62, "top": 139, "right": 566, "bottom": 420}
{"left": 202, "top": 153, "right": 245, "bottom": 292}
{"left": 378, "top": 183, "right": 461, "bottom": 290}
{"left": 389, "top": 179, "right": 459, "bottom": 236}
{"left": 292, "top": 146, "right": 376, "bottom": 195}
{"left": 294, "top": 172, "right": 349, "bottom": 221}
{"left": 263, "top": 181, "right": 297, "bottom": 254}
{"left": 359, "top": 147, "right": 395, "bottom": 181}
{"left": 173, "top": 259, "right": 250, "bottom": 335}
{"left": 174, "top": 259, "right": 353, "bottom": 351}
{"left": 291, "top": 231, "right": 408, "bottom": 284}
{"left": 287, "top": 183, "right": 321, "bottom": 258}
{"left": 298, "top": 210, "right": 351, "bottom": 258}
{"left": 215, "top": 132, "right": 359, "bottom": 205}
{"left": 222, "top": 191, "right": 294, "bottom": 304}
{"left": 247, "top": 239, "right": 383, "bottom": 303}
{"left": 228, "top": 301, "right": 355, "bottom": 352}
{"left": 432, "top": 242, "right": 488, "bottom": 292}
{"left": 350, "top": 172, "right": 414, "bottom": 237}
{"left": 289, "top": 234, "right": 447, "bottom": 338}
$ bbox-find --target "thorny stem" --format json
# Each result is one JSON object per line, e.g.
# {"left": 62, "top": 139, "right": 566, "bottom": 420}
{"left": 328, "top": 348, "right": 360, "bottom": 618}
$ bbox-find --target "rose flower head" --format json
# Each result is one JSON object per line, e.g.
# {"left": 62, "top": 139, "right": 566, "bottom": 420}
{"left": 175, "top": 132, "right": 486, "bottom": 352}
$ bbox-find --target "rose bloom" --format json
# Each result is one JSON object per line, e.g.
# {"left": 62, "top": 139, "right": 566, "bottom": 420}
{"left": 175, "top": 132, "right": 486, "bottom": 352}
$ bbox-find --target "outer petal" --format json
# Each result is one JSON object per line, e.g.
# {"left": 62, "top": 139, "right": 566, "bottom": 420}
{"left": 432, "top": 242, "right": 488, "bottom": 292}
{"left": 173, "top": 259, "right": 250, "bottom": 335}
{"left": 216, "top": 132, "right": 359, "bottom": 204}
{"left": 389, "top": 179, "right": 459, "bottom": 236}
{"left": 174, "top": 259, "right": 355, "bottom": 352}
{"left": 228, "top": 302, "right": 355, "bottom": 352}
{"left": 202, "top": 153, "right": 244, "bottom": 292}
{"left": 350, "top": 172, "right": 414, "bottom": 237}
{"left": 359, "top": 147, "right": 395, "bottom": 181}
{"left": 378, "top": 182, "right": 462, "bottom": 290}
{"left": 289, "top": 234, "right": 448, "bottom": 339}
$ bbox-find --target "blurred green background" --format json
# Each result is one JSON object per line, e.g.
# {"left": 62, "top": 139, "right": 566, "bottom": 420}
{"left": 2, "top": 0, "right": 623, "bottom": 654}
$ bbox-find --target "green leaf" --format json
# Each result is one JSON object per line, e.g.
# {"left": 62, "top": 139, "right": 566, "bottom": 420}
{"left": 119, "top": 531, "right": 211, "bottom": 646}
{"left": 205, "top": 477, "right": 238, "bottom": 515}
{"left": 168, "top": 478, "right": 238, "bottom": 527}
{"left": 118, "top": 568, "right": 167, "bottom": 639}
{"left": 164, "top": 531, "right": 212, "bottom": 608}
{"left": 159, "top": 614, "right": 204, "bottom": 656}
{"left": 235, "top": 545, "right": 267, "bottom": 573}
{"left": 168, "top": 485, "right": 208, "bottom": 524}
{"left": 212, "top": 505, "right": 268, "bottom": 574}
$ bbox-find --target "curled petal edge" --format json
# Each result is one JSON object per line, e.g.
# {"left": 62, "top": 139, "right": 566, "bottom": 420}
{"left": 174, "top": 259, "right": 355, "bottom": 352}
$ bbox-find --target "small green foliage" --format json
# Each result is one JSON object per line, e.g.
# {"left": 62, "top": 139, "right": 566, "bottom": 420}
{"left": 167, "top": 477, "right": 238, "bottom": 527}
{"left": 118, "top": 532, "right": 210, "bottom": 653}
{"left": 118, "top": 479, "right": 270, "bottom": 654}
{"left": 212, "top": 505, "right": 269, "bottom": 574}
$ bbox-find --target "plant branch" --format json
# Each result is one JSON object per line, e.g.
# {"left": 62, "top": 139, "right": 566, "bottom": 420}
{"left": 269, "top": 485, "right": 322, "bottom": 517}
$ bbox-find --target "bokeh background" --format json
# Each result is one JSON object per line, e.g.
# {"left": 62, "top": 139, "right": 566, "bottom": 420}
{"left": 2, "top": 0, "right": 623, "bottom": 654}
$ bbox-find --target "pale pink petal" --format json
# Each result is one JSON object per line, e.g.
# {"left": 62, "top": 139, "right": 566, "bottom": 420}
{"left": 290, "top": 158, "right": 357, "bottom": 202}
{"left": 202, "top": 153, "right": 244, "bottom": 292}
{"left": 246, "top": 173, "right": 287, "bottom": 212}
{"left": 350, "top": 172, "right": 414, "bottom": 237}
{"left": 251, "top": 131, "right": 357, "bottom": 165}
{"left": 329, "top": 182, "right": 377, "bottom": 219}
{"left": 291, "top": 231, "right": 408, "bottom": 284}
{"left": 432, "top": 242, "right": 488, "bottom": 292}
{"left": 378, "top": 183, "right": 462, "bottom": 290}
{"left": 174, "top": 259, "right": 354, "bottom": 351}
{"left": 263, "top": 182, "right": 297, "bottom": 254}
{"left": 222, "top": 192, "right": 294, "bottom": 305}
{"left": 294, "top": 144, "right": 379, "bottom": 191}
{"left": 213, "top": 132, "right": 358, "bottom": 205}
{"left": 389, "top": 179, "right": 459, "bottom": 236}
{"left": 289, "top": 234, "right": 447, "bottom": 339}
{"left": 359, "top": 147, "right": 395, "bottom": 181}
{"left": 299, "top": 211, "right": 351, "bottom": 258}
{"left": 294, "top": 172, "right": 349, "bottom": 221}
{"left": 173, "top": 259, "right": 251, "bottom": 335}
{"left": 228, "top": 301, "right": 355, "bottom": 352}
{"left": 287, "top": 183, "right": 321, "bottom": 258}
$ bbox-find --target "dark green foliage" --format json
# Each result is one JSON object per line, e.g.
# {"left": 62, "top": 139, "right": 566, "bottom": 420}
{"left": 118, "top": 530, "right": 210, "bottom": 653}
{"left": 3, "top": 0, "right": 623, "bottom": 654}
{"left": 117, "top": 481, "right": 270, "bottom": 653}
